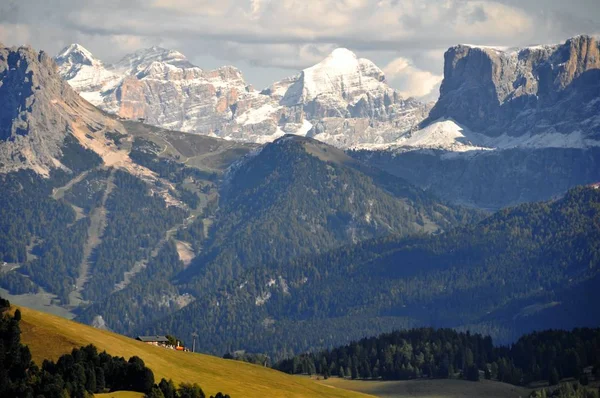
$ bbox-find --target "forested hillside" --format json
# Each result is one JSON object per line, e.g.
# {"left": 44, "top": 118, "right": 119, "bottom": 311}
{"left": 78, "top": 134, "right": 477, "bottom": 339}
{"left": 145, "top": 186, "right": 600, "bottom": 359}
{"left": 180, "top": 135, "right": 477, "bottom": 292}
{"left": 275, "top": 327, "right": 600, "bottom": 387}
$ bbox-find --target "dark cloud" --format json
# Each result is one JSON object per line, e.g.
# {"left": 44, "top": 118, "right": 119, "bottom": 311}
{"left": 467, "top": 6, "right": 488, "bottom": 24}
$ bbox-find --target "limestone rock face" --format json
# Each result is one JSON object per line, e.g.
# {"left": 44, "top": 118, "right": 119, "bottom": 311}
{"left": 353, "top": 36, "right": 600, "bottom": 209}
{"left": 0, "top": 45, "right": 119, "bottom": 175}
{"left": 426, "top": 35, "right": 600, "bottom": 140}
{"left": 57, "top": 45, "right": 429, "bottom": 148}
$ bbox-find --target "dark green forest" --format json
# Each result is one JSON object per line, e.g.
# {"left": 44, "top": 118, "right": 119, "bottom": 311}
{"left": 0, "top": 137, "right": 103, "bottom": 302}
{"left": 275, "top": 327, "right": 600, "bottom": 387}
{"left": 83, "top": 170, "right": 186, "bottom": 302}
{"left": 78, "top": 135, "right": 479, "bottom": 349}
{"left": 1, "top": 134, "right": 599, "bottom": 369}
{"left": 146, "top": 186, "right": 600, "bottom": 358}
{"left": 179, "top": 136, "right": 479, "bottom": 293}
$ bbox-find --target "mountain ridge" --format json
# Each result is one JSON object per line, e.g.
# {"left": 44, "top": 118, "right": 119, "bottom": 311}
{"left": 56, "top": 44, "right": 430, "bottom": 148}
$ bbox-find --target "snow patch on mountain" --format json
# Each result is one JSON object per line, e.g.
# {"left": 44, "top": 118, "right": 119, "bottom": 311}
{"left": 237, "top": 103, "right": 281, "bottom": 125}
{"left": 55, "top": 44, "right": 120, "bottom": 102}
{"left": 363, "top": 119, "right": 600, "bottom": 153}
{"left": 296, "top": 119, "right": 313, "bottom": 136}
{"left": 114, "top": 46, "right": 195, "bottom": 75}
{"left": 394, "top": 119, "right": 491, "bottom": 152}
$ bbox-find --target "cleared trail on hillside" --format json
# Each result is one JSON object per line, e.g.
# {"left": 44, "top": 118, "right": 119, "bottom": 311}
{"left": 51, "top": 170, "right": 90, "bottom": 200}
{"left": 69, "top": 168, "right": 115, "bottom": 306}
{"left": 113, "top": 213, "right": 197, "bottom": 292}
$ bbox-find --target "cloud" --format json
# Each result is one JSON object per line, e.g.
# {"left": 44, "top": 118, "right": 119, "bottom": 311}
{"left": 0, "top": 0, "right": 598, "bottom": 90}
{"left": 383, "top": 57, "right": 443, "bottom": 99}
{"left": 0, "top": 24, "right": 31, "bottom": 46}
{"left": 202, "top": 41, "right": 336, "bottom": 69}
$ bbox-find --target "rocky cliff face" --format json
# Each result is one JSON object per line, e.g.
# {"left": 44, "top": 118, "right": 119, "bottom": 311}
{"left": 56, "top": 44, "right": 274, "bottom": 138}
{"left": 425, "top": 35, "right": 600, "bottom": 140}
{"left": 355, "top": 35, "right": 600, "bottom": 209}
{"left": 0, "top": 44, "right": 124, "bottom": 175}
{"left": 266, "top": 48, "right": 430, "bottom": 147}
{"left": 56, "top": 45, "right": 429, "bottom": 148}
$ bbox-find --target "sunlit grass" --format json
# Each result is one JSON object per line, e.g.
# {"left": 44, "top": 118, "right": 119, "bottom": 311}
{"left": 16, "top": 306, "right": 371, "bottom": 398}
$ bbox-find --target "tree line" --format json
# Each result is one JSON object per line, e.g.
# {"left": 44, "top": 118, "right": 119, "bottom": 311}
{"left": 274, "top": 327, "right": 600, "bottom": 387}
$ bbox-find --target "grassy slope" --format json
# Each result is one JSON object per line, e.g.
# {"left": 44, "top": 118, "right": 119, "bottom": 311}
{"left": 95, "top": 393, "right": 143, "bottom": 398}
{"left": 16, "top": 306, "right": 370, "bottom": 398}
{"left": 317, "top": 377, "right": 532, "bottom": 398}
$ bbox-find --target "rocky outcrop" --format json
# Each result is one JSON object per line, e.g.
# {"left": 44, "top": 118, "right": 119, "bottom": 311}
{"left": 355, "top": 35, "right": 600, "bottom": 209}
{"left": 277, "top": 48, "right": 395, "bottom": 119}
{"left": 267, "top": 48, "right": 430, "bottom": 145}
{"left": 425, "top": 35, "right": 600, "bottom": 139}
{"left": 0, "top": 45, "right": 122, "bottom": 175}
{"left": 57, "top": 45, "right": 429, "bottom": 148}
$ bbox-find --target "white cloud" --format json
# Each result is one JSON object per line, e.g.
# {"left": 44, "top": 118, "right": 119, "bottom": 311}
{"left": 0, "top": 0, "right": 598, "bottom": 90}
{"left": 383, "top": 57, "right": 443, "bottom": 99}
{"left": 0, "top": 23, "right": 30, "bottom": 47}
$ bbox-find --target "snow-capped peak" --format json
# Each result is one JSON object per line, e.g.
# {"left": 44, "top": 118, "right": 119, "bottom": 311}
{"left": 56, "top": 43, "right": 98, "bottom": 67}
{"left": 323, "top": 47, "right": 358, "bottom": 65}
{"left": 114, "top": 46, "right": 195, "bottom": 74}
{"left": 280, "top": 47, "right": 388, "bottom": 107}
{"left": 54, "top": 43, "right": 118, "bottom": 97}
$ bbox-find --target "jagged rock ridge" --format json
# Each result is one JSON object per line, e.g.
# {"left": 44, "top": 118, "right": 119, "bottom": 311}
{"left": 56, "top": 45, "right": 430, "bottom": 148}
{"left": 422, "top": 35, "right": 600, "bottom": 144}
{"left": 0, "top": 44, "right": 129, "bottom": 175}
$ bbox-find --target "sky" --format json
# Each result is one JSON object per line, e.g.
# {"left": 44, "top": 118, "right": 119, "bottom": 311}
{"left": 1, "top": 0, "right": 599, "bottom": 101}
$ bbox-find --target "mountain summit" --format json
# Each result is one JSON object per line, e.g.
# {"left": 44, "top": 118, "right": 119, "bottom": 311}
{"left": 0, "top": 44, "right": 126, "bottom": 175}
{"left": 279, "top": 48, "right": 389, "bottom": 113}
{"left": 56, "top": 43, "right": 98, "bottom": 68}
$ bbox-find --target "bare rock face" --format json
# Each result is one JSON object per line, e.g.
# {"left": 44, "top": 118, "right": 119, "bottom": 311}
{"left": 56, "top": 45, "right": 429, "bottom": 148}
{"left": 354, "top": 35, "right": 600, "bottom": 209}
{"left": 266, "top": 48, "right": 430, "bottom": 145}
{"left": 0, "top": 45, "right": 119, "bottom": 175}
{"left": 426, "top": 35, "right": 600, "bottom": 139}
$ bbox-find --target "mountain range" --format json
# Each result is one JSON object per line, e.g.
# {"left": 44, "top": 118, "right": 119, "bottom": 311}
{"left": 55, "top": 36, "right": 600, "bottom": 209}
{"left": 56, "top": 36, "right": 600, "bottom": 153}
{"left": 0, "top": 35, "right": 599, "bottom": 363}
{"left": 56, "top": 44, "right": 429, "bottom": 148}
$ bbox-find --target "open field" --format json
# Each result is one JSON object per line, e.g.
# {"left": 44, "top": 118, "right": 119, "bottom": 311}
{"left": 15, "top": 306, "right": 371, "bottom": 398}
{"left": 316, "top": 377, "right": 533, "bottom": 398}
